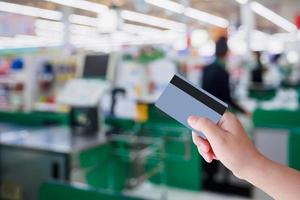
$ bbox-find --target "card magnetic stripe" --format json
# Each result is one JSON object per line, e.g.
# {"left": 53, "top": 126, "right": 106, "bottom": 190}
{"left": 170, "top": 75, "right": 227, "bottom": 115}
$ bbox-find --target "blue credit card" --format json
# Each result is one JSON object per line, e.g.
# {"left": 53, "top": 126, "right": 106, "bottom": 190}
{"left": 155, "top": 74, "right": 228, "bottom": 138}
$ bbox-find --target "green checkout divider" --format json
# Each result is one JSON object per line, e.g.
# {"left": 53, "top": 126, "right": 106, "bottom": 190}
{"left": 248, "top": 87, "right": 276, "bottom": 101}
{"left": 140, "top": 122, "right": 201, "bottom": 191}
{"left": 84, "top": 113, "right": 202, "bottom": 192}
{"left": 253, "top": 108, "right": 300, "bottom": 129}
{"left": 253, "top": 108, "right": 300, "bottom": 172}
{"left": 289, "top": 128, "right": 300, "bottom": 171}
{"left": 0, "top": 111, "right": 70, "bottom": 126}
{"left": 84, "top": 104, "right": 202, "bottom": 192}
{"left": 39, "top": 181, "right": 146, "bottom": 200}
{"left": 79, "top": 144, "right": 130, "bottom": 191}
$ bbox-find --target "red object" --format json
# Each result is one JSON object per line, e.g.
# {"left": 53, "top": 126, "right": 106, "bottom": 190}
{"left": 187, "top": 32, "right": 191, "bottom": 49}
{"left": 295, "top": 14, "right": 300, "bottom": 29}
{"left": 47, "top": 97, "right": 55, "bottom": 104}
{"left": 0, "top": 60, "right": 11, "bottom": 75}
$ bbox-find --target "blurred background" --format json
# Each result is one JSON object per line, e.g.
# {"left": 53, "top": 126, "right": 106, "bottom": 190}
{"left": 0, "top": 0, "right": 300, "bottom": 200}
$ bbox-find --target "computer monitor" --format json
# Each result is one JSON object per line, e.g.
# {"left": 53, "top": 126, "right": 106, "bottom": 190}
{"left": 83, "top": 54, "right": 109, "bottom": 79}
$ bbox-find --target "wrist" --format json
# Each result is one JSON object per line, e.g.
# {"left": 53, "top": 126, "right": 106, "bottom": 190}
{"left": 237, "top": 151, "right": 268, "bottom": 181}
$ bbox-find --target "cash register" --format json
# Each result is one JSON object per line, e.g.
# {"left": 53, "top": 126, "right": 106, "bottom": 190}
{"left": 57, "top": 53, "right": 117, "bottom": 135}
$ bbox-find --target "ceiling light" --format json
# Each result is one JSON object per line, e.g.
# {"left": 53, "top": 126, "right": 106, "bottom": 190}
{"left": 191, "top": 29, "right": 209, "bottom": 47}
{"left": 144, "top": 0, "right": 184, "bottom": 14}
{"left": 287, "top": 51, "right": 300, "bottom": 64}
{"left": 122, "top": 23, "right": 163, "bottom": 35}
{"left": 0, "top": 1, "right": 62, "bottom": 20}
{"left": 69, "top": 14, "right": 98, "bottom": 27}
{"left": 121, "top": 10, "right": 186, "bottom": 31}
{"left": 45, "top": 0, "right": 108, "bottom": 13}
{"left": 98, "top": 10, "right": 119, "bottom": 33}
{"left": 70, "top": 24, "right": 98, "bottom": 36}
{"left": 145, "top": 0, "right": 229, "bottom": 28}
{"left": 184, "top": 7, "right": 229, "bottom": 28}
{"left": 251, "top": 1, "right": 297, "bottom": 33}
{"left": 35, "top": 19, "right": 64, "bottom": 31}
{"left": 235, "top": 0, "right": 248, "bottom": 4}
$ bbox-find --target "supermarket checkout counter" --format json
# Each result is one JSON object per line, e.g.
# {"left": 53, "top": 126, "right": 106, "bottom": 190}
{"left": 0, "top": 123, "right": 107, "bottom": 200}
{"left": 253, "top": 108, "right": 300, "bottom": 170}
{"left": 0, "top": 120, "right": 164, "bottom": 200}
{"left": 245, "top": 86, "right": 300, "bottom": 175}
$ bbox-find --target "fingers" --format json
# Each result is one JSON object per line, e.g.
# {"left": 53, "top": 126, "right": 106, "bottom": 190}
{"left": 192, "top": 131, "right": 210, "bottom": 153}
{"left": 219, "top": 111, "right": 245, "bottom": 135}
{"left": 197, "top": 147, "right": 214, "bottom": 163}
{"left": 188, "top": 116, "right": 224, "bottom": 147}
{"left": 197, "top": 146, "right": 215, "bottom": 163}
{"left": 192, "top": 132, "right": 216, "bottom": 163}
{"left": 219, "top": 111, "right": 235, "bottom": 126}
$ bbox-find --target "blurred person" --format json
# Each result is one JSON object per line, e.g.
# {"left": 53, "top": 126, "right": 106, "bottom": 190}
{"left": 201, "top": 37, "right": 250, "bottom": 191}
{"left": 251, "top": 51, "right": 266, "bottom": 85}
{"left": 264, "top": 54, "right": 283, "bottom": 87}
{"left": 188, "top": 112, "right": 300, "bottom": 200}
{"left": 202, "top": 37, "right": 249, "bottom": 116}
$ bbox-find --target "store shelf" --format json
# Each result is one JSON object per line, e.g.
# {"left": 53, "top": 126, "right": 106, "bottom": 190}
{"left": 0, "top": 74, "right": 26, "bottom": 85}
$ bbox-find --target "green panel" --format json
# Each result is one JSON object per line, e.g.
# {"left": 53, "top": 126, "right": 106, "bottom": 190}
{"left": 86, "top": 157, "right": 129, "bottom": 192}
{"left": 0, "top": 111, "right": 69, "bottom": 126}
{"left": 141, "top": 122, "right": 186, "bottom": 138}
{"left": 248, "top": 88, "right": 276, "bottom": 101}
{"left": 298, "top": 88, "right": 300, "bottom": 103}
{"left": 79, "top": 144, "right": 111, "bottom": 168}
{"left": 164, "top": 141, "right": 201, "bottom": 190}
{"left": 86, "top": 114, "right": 202, "bottom": 192}
{"left": 253, "top": 109, "right": 300, "bottom": 129}
{"left": 105, "top": 117, "right": 138, "bottom": 132}
{"left": 79, "top": 143, "right": 129, "bottom": 191}
{"left": 143, "top": 122, "right": 202, "bottom": 191}
{"left": 39, "top": 182, "right": 145, "bottom": 200}
{"left": 289, "top": 129, "right": 300, "bottom": 171}
{"left": 147, "top": 104, "right": 178, "bottom": 124}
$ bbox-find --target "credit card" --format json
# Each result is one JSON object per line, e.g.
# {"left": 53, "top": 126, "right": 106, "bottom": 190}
{"left": 155, "top": 74, "right": 228, "bottom": 138}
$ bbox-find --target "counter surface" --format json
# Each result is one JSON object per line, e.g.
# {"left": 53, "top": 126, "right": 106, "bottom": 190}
{"left": 0, "top": 123, "right": 107, "bottom": 154}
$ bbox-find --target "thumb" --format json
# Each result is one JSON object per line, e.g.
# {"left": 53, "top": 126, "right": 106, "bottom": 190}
{"left": 188, "top": 116, "right": 225, "bottom": 147}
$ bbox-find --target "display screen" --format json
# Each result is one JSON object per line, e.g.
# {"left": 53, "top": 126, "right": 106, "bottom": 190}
{"left": 83, "top": 54, "right": 109, "bottom": 78}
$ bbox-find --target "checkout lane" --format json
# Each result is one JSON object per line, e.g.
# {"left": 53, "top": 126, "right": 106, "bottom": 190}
{"left": 0, "top": 123, "right": 107, "bottom": 200}
{"left": 1, "top": 57, "right": 300, "bottom": 200}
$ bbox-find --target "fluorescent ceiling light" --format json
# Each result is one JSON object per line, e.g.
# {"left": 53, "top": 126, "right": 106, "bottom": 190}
{"left": 123, "top": 23, "right": 163, "bottom": 35}
{"left": 235, "top": 0, "right": 248, "bottom": 4}
{"left": 144, "top": 0, "right": 184, "bottom": 14}
{"left": 0, "top": 1, "right": 62, "bottom": 20}
{"left": 251, "top": 1, "right": 297, "bottom": 33}
{"left": 70, "top": 24, "right": 98, "bottom": 35}
{"left": 35, "top": 19, "right": 64, "bottom": 31}
{"left": 145, "top": 0, "right": 229, "bottom": 28}
{"left": 69, "top": 14, "right": 98, "bottom": 27}
{"left": 121, "top": 10, "right": 186, "bottom": 31}
{"left": 45, "top": 0, "right": 108, "bottom": 13}
{"left": 184, "top": 7, "right": 229, "bottom": 28}
{"left": 0, "top": 35, "right": 62, "bottom": 49}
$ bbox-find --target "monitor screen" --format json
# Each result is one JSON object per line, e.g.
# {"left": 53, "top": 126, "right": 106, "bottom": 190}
{"left": 83, "top": 54, "right": 109, "bottom": 78}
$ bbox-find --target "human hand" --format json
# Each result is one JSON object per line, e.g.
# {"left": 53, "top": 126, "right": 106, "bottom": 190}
{"left": 187, "top": 111, "right": 262, "bottom": 179}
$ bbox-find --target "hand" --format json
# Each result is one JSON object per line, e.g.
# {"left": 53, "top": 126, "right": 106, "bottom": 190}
{"left": 187, "top": 111, "right": 261, "bottom": 179}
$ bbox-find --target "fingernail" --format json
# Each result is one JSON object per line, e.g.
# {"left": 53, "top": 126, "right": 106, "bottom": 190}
{"left": 188, "top": 116, "right": 198, "bottom": 125}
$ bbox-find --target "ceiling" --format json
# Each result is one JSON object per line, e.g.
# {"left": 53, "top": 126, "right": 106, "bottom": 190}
{"left": 1, "top": 0, "right": 299, "bottom": 33}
